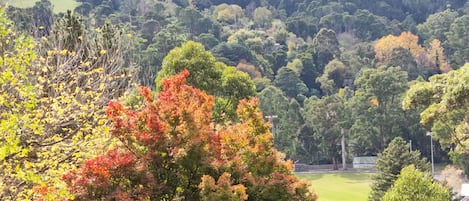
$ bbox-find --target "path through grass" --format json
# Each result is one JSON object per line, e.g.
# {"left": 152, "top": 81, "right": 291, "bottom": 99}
{"left": 2, "top": 0, "right": 80, "bottom": 13}
{"left": 297, "top": 172, "right": 373, "bottom": 201}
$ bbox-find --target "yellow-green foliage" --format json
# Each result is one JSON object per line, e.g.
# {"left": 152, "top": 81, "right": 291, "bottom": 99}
{"left": 382, "top": 165, "right": 451, "bottom": 201}
{"left": 0, "top": 9, "right": 133, "bottom": 200}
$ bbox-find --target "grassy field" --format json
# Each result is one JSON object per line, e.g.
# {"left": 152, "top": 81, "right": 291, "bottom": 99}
{"left": 2, "top": 0, "right": 80, "bottom": 13}
{"left": 297, "top": 172, "right": 374, "bottom": 201}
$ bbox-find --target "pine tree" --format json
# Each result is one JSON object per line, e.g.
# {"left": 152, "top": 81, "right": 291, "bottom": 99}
{"left": 368, "top": 137, "right": 429, "bottom": 201}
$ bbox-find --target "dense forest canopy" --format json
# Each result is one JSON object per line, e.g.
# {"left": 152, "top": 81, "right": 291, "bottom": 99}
{"left": 1, "top": 0, "right": 468, "bottom": 200}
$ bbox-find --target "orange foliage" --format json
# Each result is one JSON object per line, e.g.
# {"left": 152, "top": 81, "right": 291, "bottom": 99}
{"left": 375, "top": 32, "right": 425, "bottom": 63}
{"left": 427, "top": 39, "right": 451, "bottom": 73}
{"left": 64, "top": 70, "right": 317, "bottom": 201}
{"left": 370, "top": 98, "right": 380, "bottom": 106}
{"left": 237, "top": 60, "right": 262, "bottom": 79}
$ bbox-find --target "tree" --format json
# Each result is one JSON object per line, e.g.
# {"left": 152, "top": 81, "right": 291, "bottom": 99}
{"left": 402, "top": 64, "right": 469, "bottom": 173}
{"left": 426, "top": 39, "right": 450, "bottom": 74}
{"left": 1, "top": 10, "right": 133, "bottom": 200}
{"left": 369, "top": 137, "right": 429, "bottom": 201}
{"left": 178, "top": 7, "right": 221, "bottom": 39}
{"left": 274, "top": 67, "right": 308, "bottom": 99}
{"left": 258, "top": 86, "right": 304, "bottom": 160}
{"left": 156, "top": 41, "right": 222, "bottom": 93}
{"left": 417, "top": 9, "right": 458, "bottom": 45}
{"left": 213, "top": 4, "right": 244, "bottom": 25}
{"left": 195, "top": 33, "right": 220, "bottom": 49}
{"left": 374, "top": 32, "right": 425, "bottom": 64}
{"left": 31, "top": 0, "right": 54, "bottom": 37}
{"left": 212, "top": 42, "right": 255, "bottom": 67}
{"left": 63, "top": 70, "right": 318, "bottom": 201}
{"left": 382, "top": 165, "right": 451, "bottom": 201}
{"left": 303, "top": 94, "right": 347, "bottom": 170}
{"left": 385, "top": 47, "right": 420, "bottom": 80}
{"left": 215, "top": 66, "right": 256, "bottom": 121}
{"left": 311, "top": 28, "right": 340, "bottom": 71}
{"left": 226, "top": 29, "right": 271, "bottom": 55}
{"left": 253, "top": 7, "right": 273, "bottom": 29}
{"left": 140, "top": 22, "right": 187, "bottom": 86}
{"left": 285, "top": 14, "right": 318, "bottom": 40}
{"left": 199, "top": 173, "right": 248, "bottom": 201}
{"left": 297, "top": 52, "right": 321, "bottom": 95}
{"left": 446, "top": 15, "right": 469, "bottom": 68}
{"left": 0, "top": 9, "right": 41, "bottom": 200}
{"left": 351, "top": 9, "right": 389, "bottom": 41}
{"left": 349, "top": 67, "right": 409, "bottom": 153}
{"left": 440, "top": 165, "right": 464, "bottom": 195}
{"left": 156, "top": 41, "right": 255, "bottom": 122}
{"left": 316, "top": 59, "right": 346, "bottom": 95}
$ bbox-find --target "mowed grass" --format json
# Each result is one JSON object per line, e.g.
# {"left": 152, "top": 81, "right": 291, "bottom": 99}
{"left": 2, "top": 0, "right": 80, "bottom": 13}
{"left": 297, "top": 172, "right": 374, "bottom": 201}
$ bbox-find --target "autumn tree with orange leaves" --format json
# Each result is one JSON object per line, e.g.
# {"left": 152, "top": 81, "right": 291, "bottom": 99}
{"left": 62, "top": 70, "right": 317, "bottom": 201}
{"left": 374, "top": 32, "right": 451, "bottom": 78}
{"left": 374, "top": 32, "right": 425, "bottom": 63}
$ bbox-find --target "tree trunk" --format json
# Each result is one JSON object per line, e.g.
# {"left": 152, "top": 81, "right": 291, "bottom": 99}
{"left": 341, "top": 128, "right": 347, "bottom": 170}
{"left": 332, "top": 157, "right": 338, "bottom": 170}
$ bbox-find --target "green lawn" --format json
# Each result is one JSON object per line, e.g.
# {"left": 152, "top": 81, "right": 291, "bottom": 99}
{"left": 297, "top": 172, "right": 374, "bottom": 201}
{"left": 2, "top": 0, "right": 80, "bottom": 13}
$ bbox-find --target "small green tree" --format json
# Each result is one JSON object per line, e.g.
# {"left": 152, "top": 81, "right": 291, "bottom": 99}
{"left": 156, "top": 41, "right": 255, "bottom": 122}
{"left": 382, "top": 165, "right": 451, "bottom": 201}
{"left": 369, "top": 137, "right": 429, "bottom": 201}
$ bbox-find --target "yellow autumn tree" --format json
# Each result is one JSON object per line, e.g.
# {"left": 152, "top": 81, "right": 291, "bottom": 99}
{"left": 427, "top": 39, "right": 451, "bottom": 73}
{"left": 374, "top": 32, "right": 425, "bottom": 63}
{"left": 0, "top": 10, "right": 136, "bottom": 200}
{"left": 0, "top": 7, "right": 41, "bottom": 200}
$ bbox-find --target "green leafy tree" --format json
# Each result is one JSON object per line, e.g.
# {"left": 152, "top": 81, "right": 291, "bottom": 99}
{"left": 178, "top": 7, "right": 221, "bottom": 39}
{"left": 417, "top": 9, "right": 458, "bottom": 45}
{"left": 402, "top": 63, "right": 469, "bottom": 173}
{"left": 382, "top": 165, "right": 451, "bottom": 201}
{"left": 311, "top": 28, "right": 340, "bottom": 72}
{"left": 140, "top": 22, "right": 187, "bottom": 86}
{"left": 212, "top": 42, "right": 255, "bottom": 67}
{"left": 369, "top": 137, "right": 429, "bottom": 201}
{"left": 156, "top": 41, "right": 255, "bottom": 122}
{"left": 385, "top": 47, "right": 420, "bottom": 80}
{"left": 297, "top": 52, "right": 321, "bottom": 95}
{"left": 351, "top": 9, "right": 390, "bottom": 41}
{"left": 213, "top": 4, "right": 244, "bottom": 25}
{"left": 349, "top": 67, "right": 409, "bottom": 153}
{"left": 285, "top": 14, "right": 318, "bottom": 39}
{"left": 195, "top": 33, "right": 220, "bottom": 49}
{"left": 316, "top": 59, "right": 347, "bottom": 95}
{"left": 258, "top": 86, "right": 304, "bottom": 159}
{"left": 274, "top": 67, "right": 308, "bottom": 98}
{"left": 156, "top": 41, "right": 222, "bottom": 93}
{"left": 32, "top": 0, "right": 54, "bottom": 37}
{"left": 446, "top": 15, "right": 469, "bottom": 68}
{"left": 253, "top": 7, "right": 273, "bottom": 29}
{"left": 303, "top": 94, "right": 347, "bottom": 170}
{"left": 215, "top": 66, "right": 256, "bottom": 121}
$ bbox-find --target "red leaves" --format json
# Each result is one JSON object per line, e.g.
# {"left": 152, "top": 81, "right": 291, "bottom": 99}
{"left": 65, "top": 70, "right": 317, "bottom": 200}
{"left": 105, "top": 100, "right": 124, "bottom": 117}
{"left": 160, "top": 69, "right": 190, "bottom": 94}
{"left": 63, "top": 149, "right": 136, "bottom": 189}
{"left": 33, "top": 183, "right": 55, "bottom": 200}
{"left": 140, "top": 86, "right": 153, "bottom": 103}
